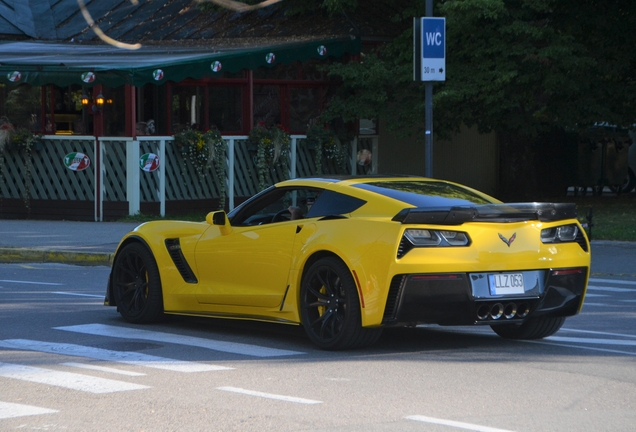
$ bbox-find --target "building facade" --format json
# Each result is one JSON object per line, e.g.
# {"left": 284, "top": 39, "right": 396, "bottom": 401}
{"left": 0, "top": 0, "right": 499, "bottom": 221}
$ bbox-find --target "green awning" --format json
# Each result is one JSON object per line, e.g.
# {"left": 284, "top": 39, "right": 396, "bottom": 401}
{"left": 0, "top": 36, "right": 360, "bottom": 88}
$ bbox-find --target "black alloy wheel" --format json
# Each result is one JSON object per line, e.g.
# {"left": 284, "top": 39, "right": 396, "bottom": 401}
{"left": 111, "top": 242, "right": 164, "bottom": 323}
{"left": 300, "top": 257, "right": 381, "bottom": 350}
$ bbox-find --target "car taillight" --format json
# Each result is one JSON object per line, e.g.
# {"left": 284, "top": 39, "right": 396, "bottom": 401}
{"left": 398, "top": 229, "right": 471, "bottom": 258}
{"left": 404, "top": 229, "right": 441, "bottom": 246}
{"left": 541, "top": 224, "right": 579, "bottom": 243}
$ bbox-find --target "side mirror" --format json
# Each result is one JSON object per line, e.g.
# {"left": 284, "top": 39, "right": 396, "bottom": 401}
{"left": 206, "top": 210, "right": 232, "bottom": 235}
{"left": 206, "top": 210, "right": 227, "bottom": 226}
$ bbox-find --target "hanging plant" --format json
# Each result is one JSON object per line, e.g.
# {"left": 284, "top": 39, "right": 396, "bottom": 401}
{"left": 0, "top": 116, "right": 14, "bottom": 153}
{"left": 11, "top": 127, "right": 42, "bottom": 152}
{"left": 173, "top": 127, "right": 227, "bottom": 209}
{"left": 249, "top": 123, "right": 291, "bottom": 190}
{"left": 205, "top": 127, "right": 227, "bottom": 210}
{"left": 15, "top": 128, "right": 41, "bottom": 212}
{"left": 174, "top": 128, "right": 211, "bottom": 178}
{"left": 0, "top": 118, "right": 41, "bottom": 212}
{"left": 0, "top": 118, "right": 13, "bottom": 203}
{"left": 305, "top": 123, "right": 348, "bottom": 174}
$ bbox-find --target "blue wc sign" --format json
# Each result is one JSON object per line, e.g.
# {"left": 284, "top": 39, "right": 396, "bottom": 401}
{"left": 414, "top": 17, "right": 446, "bottom": 82}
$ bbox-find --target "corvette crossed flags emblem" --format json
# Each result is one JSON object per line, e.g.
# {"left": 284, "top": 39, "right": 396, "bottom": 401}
{"left": 498, "top": 233, "right": 516, "bottom": 247}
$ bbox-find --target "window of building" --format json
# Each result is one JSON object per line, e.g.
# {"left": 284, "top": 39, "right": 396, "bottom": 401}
{"left": 136, "top": 84, "right": 168, "bottom": 136}
{"left": 171, "top": 85, "right": 206, "bottom": 133}
{"left": 290, "top": 86, "right": 322, "bottom": 133}
{"left": 253, "top": 84, "right": 281, "bottom": 128}
{"left": 209, "top": 86, "right": 243, "bottom": 133}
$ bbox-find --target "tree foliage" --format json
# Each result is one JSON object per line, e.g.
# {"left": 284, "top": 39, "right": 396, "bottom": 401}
{"left": 316, "top": 0, "right": 636, "bottom": 140}
{"left": 193, "top": 0, "right": 636, "bottom": 138}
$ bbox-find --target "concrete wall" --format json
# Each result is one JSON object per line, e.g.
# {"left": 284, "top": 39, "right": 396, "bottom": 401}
{"left": 374, "top": 122, "right": 426, "bottom": 177}
{"left": 376, "top": 122, "right": 499, "bottom": 197}
{"left": 433, "top": 124, "right": 499, "bottom": 197}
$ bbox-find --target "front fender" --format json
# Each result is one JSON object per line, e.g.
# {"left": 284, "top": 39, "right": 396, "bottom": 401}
{"left": 105, "top": 221, "right": 210, "bottom": 311}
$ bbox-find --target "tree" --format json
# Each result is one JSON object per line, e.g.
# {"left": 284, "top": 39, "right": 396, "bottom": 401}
{"left": 314, "top": 0, "right": 636, "bottom": 198}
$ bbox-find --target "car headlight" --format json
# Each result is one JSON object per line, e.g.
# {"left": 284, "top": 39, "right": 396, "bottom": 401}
{"left": 541, "top": 224, "right": 579, "bottom": 243}
{"left": 399, "top": 229, "right": 470, "bottom": 258}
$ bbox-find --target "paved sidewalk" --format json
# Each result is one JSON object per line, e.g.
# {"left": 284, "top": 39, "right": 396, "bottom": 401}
{"left": 0, "top": 220, "right": 140, "bottom": 266}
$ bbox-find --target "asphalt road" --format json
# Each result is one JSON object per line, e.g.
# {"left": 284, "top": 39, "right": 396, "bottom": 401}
{"left": 0, "top": 244, "right": 635, "bottom": 431}
{"left": 589, "top": 240, "right": 636, "bottom": 277}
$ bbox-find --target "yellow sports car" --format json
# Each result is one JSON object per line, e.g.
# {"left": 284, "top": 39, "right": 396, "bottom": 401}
{"left": 105, "top": 176, "right": 590, "bottom": 350}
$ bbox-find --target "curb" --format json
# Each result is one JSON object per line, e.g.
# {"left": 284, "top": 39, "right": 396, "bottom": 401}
{"left": 0, "top": 248, "right": 113, "bottom": 267}
{"left": 590, "top": 240, "right": 636, "bottom": 247}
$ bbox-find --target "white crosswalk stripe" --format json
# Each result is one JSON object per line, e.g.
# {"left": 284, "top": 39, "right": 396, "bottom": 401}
{"left": 55, "top": 323, "right": 304, "bottom": 357}
{"left": 0, "top": 362, "right": 149, "bottom": 394}
{"left": 547, "top": 336, "right": 636, "bottom": 346}
{"left": 406, "top": 415, "right": 514, "bottom": 432}
{"left": 587, "top": 285, "right": 633, "bottom": 293}
{"left": 584, "top": 278, "right": 636, "bottom": 307}
{"left": 535, "top": 327, "right": 636, "bottom": 355}
{"left": 560, "top": 328, "right": 636, "bottom": 339}
{"left": 0, "top": 401, "right": 58, "bottom": 420}
{"left": 588, "top": 278, "right": 636, "bottom": 286}
{"left": 61, "top": 362, "right": 146, "bottom": 376}
{"left": 217, "top": 386, "right": 322, "bottom": 404}
{"left": 0, "top": 339, "right": 232, "bottom": 373}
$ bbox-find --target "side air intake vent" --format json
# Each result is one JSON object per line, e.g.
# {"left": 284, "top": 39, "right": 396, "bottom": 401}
{"left": 575, "top": 229, "right": 589, "bottom": 252}
{"left": 165, "top": 239, "right": 198, "bottom": 283}
{"left": 397, "top": 236, "right": 414, "bottom": 259}
{"left": 382, "top": 275, "right": 406, "bottom": 323}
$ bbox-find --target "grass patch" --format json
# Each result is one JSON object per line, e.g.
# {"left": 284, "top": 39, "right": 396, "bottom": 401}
{"left": 562, "top": 195, "right": 636, "bottom": 242}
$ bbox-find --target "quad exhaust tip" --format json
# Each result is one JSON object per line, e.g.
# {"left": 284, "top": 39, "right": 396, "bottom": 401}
{"left": 476, "top": 302, "right": 530, "bottom": 321}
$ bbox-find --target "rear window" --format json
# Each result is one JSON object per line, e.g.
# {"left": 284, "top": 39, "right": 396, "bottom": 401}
{"left": 353, "top": 181, "right": 494, "bottom": 207}
{"left": 306, "top": 190, "right": 366, "bottom": 217}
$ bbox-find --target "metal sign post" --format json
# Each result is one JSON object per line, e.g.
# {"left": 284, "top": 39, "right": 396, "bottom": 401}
{"left": 414, "top": 0, "right": 445, "bottom": 178}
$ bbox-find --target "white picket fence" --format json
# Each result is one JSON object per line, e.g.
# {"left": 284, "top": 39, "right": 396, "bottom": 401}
{"left": 1, "top": 134, "right": 378, "bottom": 221}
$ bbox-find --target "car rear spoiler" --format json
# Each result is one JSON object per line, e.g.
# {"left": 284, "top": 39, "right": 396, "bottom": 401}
{"left": 392, "top": 203, "right": 577, "bottom": 225}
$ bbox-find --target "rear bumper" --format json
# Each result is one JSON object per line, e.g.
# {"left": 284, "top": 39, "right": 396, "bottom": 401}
{"left": 381, "top": 267, "right": 587, "bottom": 326}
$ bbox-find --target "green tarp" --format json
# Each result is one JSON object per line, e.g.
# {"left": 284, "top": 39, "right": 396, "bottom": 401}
{"left": 0, "top": 36, "right": 360, "bottom": 87}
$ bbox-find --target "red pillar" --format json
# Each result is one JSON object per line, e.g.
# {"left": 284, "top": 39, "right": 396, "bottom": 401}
{"left": 92, "top": 84, "right": 105, "bottom": 137}
{"left": 248, "top": 70, "right": 254, "bottom": 131}
{"left": 125, "top": 84, "right": 136, "bottom": 137}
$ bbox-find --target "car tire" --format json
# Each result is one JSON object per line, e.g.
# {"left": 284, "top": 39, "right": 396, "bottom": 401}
{"left": 490, "top": 315, "right": 566, "bottom": 340}
{"left": 300, "top": 257, "right": 382, "bottom": 350}
{"left": 111, "top": 242, "right": 164, "bottom": 324}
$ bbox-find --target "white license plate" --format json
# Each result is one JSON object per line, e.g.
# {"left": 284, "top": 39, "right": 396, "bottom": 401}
{"left": 488, "top": 273, "right": 525, "bottom": 295}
